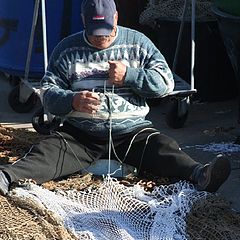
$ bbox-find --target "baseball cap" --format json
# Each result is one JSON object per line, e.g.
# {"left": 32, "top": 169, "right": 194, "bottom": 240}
{"left": 81, "top": 0, "right": 117, "bottom": 36}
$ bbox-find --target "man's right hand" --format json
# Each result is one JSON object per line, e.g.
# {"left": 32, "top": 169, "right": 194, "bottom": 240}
{"left": 72, "top": 91, "right": 100, "bottom": 114}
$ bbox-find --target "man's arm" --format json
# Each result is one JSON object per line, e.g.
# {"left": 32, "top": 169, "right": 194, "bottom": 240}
{"left": 125, "top": 56, "right": 175, "bottom": 98}
{"left": 40, "top": 57, "right": 76, "bottom": 116}
{"left": 40, "top": 45, "right": 101, "bottom": 116}
{"left": 116, "top": 35, "right": 174, "bottom": 98}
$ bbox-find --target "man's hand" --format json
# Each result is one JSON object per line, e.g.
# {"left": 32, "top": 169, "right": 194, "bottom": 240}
{"left": 108, "top": 61, "right": 127, "bottom": 86}
{"left": 72, "top": 91, "right": 100, "bottom": 114}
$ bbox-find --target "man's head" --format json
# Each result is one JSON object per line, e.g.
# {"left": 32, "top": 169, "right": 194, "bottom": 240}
{"left": 81, "top": 0, "right": 117, "bottom": 36}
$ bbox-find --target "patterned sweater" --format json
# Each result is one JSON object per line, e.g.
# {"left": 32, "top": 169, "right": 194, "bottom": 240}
{"left": 41, "top": 26, "right": 174, "bottom": 137}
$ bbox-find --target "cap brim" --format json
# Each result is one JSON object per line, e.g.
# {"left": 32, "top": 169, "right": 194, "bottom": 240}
{"left": 86, "top": 23, "right": 113, "bottom": 36}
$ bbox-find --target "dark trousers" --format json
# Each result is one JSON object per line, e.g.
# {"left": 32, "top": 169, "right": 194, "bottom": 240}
{"left": 2, "top": 123, "right": 200, "bottom": 184}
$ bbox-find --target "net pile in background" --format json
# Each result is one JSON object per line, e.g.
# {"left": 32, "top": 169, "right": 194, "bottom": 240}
{"left": 139, "top": 0, "right": 214, "bottom": 26}
{"left": 6, "top": 177, "right": 240, "bottom": 240}
{"left": 0, "top": 194, "right": 77, "bottom": 240}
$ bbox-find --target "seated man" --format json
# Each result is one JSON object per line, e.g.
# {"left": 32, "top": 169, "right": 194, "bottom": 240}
{"left": 0, "top": 0, "right": 231, "bottom": 195}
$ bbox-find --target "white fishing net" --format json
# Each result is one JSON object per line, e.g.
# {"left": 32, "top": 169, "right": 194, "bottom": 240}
{"left": 139, "top": 0, "right": 215, "bottom": 26}
{"left": 184, "top": 142, "right": 240, "bottom": 154}
{"left": 9, "top": 177, "right": 240, "bottom": 240}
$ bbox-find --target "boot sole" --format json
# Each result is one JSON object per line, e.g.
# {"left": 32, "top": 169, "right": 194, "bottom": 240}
{"left": 203, "top": 157, "right": 231, "bottom": 192}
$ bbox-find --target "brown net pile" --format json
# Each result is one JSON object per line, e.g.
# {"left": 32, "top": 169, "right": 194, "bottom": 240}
{"left": 186, "top": 194, "right": 240, "bottom": 239}
{"left": 0, "top": 194, "right": 77, "bottom": 240}
{"left": 0, "top": 125, "right": 46, "bottom": 163}
{"left": 139, "top": 0, "right": 215, "bottom": 26}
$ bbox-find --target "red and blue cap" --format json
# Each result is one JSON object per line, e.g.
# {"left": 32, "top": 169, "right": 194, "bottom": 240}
{"left": 81, "top": 0, "right": 117, "bottom": 36}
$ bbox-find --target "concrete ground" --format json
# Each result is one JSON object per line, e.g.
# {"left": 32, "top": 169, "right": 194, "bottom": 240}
{"left": 1, "top": 71, "right": 240, "bottom": 212}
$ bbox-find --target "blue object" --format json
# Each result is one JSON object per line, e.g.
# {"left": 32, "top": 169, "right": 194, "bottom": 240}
{"left": 0, "top": 0, "right": 84, "bottom": 77}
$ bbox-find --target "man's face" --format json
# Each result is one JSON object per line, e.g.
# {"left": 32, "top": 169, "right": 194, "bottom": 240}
{"left": 85, "top": 12, "right": 118, "bottom": 49}
{"left": 87, "top": 30, "right": 116, "bottom": 49}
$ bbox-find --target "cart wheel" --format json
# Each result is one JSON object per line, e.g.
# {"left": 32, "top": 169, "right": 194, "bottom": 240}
{"left": 8, "top": 85, "right": 37, "bottom": 113}
{"left": 166, "top": 97, "right": 189, "bottom": 129}
{"left": 8, "top": 75, "right": 21, "bottom": 86}
{"left": 32, "top": 107, "right": 61, "bottom": 135}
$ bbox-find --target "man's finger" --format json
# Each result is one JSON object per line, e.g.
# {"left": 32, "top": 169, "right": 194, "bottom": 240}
{"left": 85, "top": 91, "right": 100, "bottom": 99}
{"left": 108, "top": 60, "right": 117, "bottom": 68}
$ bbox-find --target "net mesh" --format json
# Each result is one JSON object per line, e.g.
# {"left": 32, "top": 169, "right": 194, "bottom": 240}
{"left": 5, "top": 177, "right": 240, "bottom": 240}
{"left": 0, "top": 194, "right": 77, "bottom": 240}
{"left": 139, "top": 0, "right": 215, "bottom": 26}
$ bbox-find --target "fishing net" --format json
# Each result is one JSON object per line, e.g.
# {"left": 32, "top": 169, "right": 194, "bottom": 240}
{"left": 0, "top": 194, "right": 77, "bottom": 240}
{"left": 139, "top": 0, "right": 215, "bottom": 26}
{"left": 2, "top": 177, "right": 240, "bottom": 240}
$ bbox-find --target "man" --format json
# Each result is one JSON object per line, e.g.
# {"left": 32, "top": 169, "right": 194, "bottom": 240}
{"left": 0, "top": 0, "right": 231, "bottom": 195}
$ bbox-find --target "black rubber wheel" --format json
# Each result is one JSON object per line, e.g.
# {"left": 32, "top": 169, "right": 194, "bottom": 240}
{"left": 8, "top": 85, "right": 37, "bottom": 113}
{"left": 8, "top": 75, "right": 21, "bottom": 87}
{"left": 166, "top": 97, "right": 189, "bottom": 129}
{"left": 32, "top": 107, "right": 61, "bottom": 135}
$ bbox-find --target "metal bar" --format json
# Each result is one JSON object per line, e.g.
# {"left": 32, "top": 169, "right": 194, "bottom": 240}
{"left": 20, "top": 0, "right": 40, "bottom": 103}
{"left": 172, "top": 0, "right": 188, "bottom": 72}
{"left": 41, "top": 0, "right": 48, "bottom": 71}
{"left": 191, "top": 0, "right": 196, "bottom": 90}
{"left": 24, "top": 0, "right": 40, "bottom": 83}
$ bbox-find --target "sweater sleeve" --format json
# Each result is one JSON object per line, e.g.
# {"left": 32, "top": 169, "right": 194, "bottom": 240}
{"left": 124, "top": 34, "right": 174, "bottom": 98}
{"left": 40, "top": 42, "right": 75, "bottom": 116}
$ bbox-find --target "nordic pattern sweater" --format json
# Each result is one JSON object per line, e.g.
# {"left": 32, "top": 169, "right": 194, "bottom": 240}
{"left": 41, "top": 26, "right": 174, "bottom": 138}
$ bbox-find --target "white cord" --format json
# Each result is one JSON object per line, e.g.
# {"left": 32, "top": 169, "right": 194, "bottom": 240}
{"left": 52, "top": 82, "right": 161, "bottom": 177}
{"left": 138, "top": 131, "right": 160, "bottom": 173}
{"left": 12, "top": 146, "right": 35, "bottom": 165}
{"left": 53, "top": 131, "right": 91, "bottom": 173}
{"left": 107, "top": 84, "right": 115, "bottom": 176}
{"left": 111, "top": 127, "right": 159, "bottom": 164}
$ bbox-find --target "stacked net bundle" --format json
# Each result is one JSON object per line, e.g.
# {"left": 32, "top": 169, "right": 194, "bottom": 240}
{"left": 139, "top": 0, "right": 215, "bottom": 26}
{"left": 0, "top": 194, "right": 77, "bottom": 240}
{"left": 8, "top": 177, "right": 240, "bottom": 240}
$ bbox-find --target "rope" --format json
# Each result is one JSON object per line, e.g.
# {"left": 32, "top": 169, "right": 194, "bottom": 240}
{"left": 106, "top": 84, "right": 115, "bottom": 176}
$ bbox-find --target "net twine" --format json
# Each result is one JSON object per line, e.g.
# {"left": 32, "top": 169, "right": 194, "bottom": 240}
{"left": 139, "top": 0, "right": 215, "bottom": 26}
